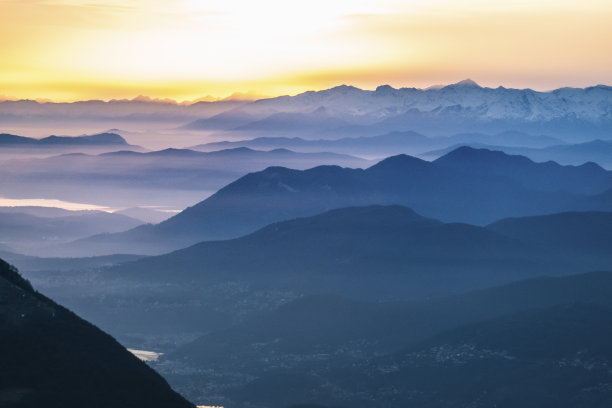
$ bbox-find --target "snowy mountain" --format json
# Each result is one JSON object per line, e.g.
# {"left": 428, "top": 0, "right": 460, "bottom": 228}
{"left": 185, "top": 81, "right": 612, "bottom": 141}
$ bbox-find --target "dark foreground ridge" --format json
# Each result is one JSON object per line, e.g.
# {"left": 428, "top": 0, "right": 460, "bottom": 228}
{"left": 0, "top": 258, "right": 194, "bottom": 408}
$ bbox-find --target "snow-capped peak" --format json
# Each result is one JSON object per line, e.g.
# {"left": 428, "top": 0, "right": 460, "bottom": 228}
{"left": 446, "top": 79, "right": 481, "bottom": 88}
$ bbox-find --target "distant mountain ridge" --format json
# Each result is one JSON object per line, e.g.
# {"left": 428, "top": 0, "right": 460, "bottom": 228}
{"left": 0, "top": 145, "right": 369, "bottom": 219}
{"left": 433, "top": 146, "right": 609, "bottom": 194}
{"left": 0, "top": 98, "right": 245, "bottom": 122}
{"left": 0, "top": 132, "right": 131, "bottom": 146}
{"left": 3, "top": 81, "right": 611, "bottom": 140}
{"left": 191, "top": 130, "right": 563, "bottom": 158}
{"left": 421, "top": 138, "right": 612, "bottom": 169}
{"left": 192, "top": 80, "right": 612, "bottom": 124}
{"left": 184, "top": 81, "right": 612, "bottom": 140}
{"left": 98, "top": 146, "right": 364, "bottom": 162}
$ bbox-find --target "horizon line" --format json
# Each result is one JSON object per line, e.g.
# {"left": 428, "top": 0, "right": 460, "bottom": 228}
{"left": 1, "top": 79, "right": 610, "bottom": 105}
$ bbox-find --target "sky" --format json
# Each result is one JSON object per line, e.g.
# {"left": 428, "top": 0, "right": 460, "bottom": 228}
{"left": 1, "top": 0, "right": 611, "bottom": 101}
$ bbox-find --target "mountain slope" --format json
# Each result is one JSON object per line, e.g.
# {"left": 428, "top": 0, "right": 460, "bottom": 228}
{"left": 434, "top": 146, "right": 611, "bottom": 194}
{"left": 167, "top": 270, "right": 612, "bottom": 367}
{"left": 51, "top": 207, "right": 612, "bottom": 350}
{"left": 422, "top": 139, "right": 612, "bottom": 169}
{"left": 224, "top": 303, "right": 612, "bottom": 408}
{"left": 43, "top": 205, "right": 612, "bottom": 352}
{"left": 0, "top": 258, "right": 193, "bottom": 408}
{"left": 105, "top": 206, "right": 612, "bottom": 296}
{"left": 352, "top": 303, "right": 612, "bottom": 408}
{"left": 488, "top": 211, "right": 612, "bottom": 254}
{"left": 163, "top": 272, "right": 612, "bottom": 407}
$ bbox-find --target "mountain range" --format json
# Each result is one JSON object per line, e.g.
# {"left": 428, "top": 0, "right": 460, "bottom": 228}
{"left": 105, "top": 206, "right": 612, "bottom": 293}
{"left": 65, "top": 147, "right": 612, "bottom": 256}
{"left": 0, "top": 146, "right": 370, "bottom": 215}
{"left": 0, "top": 98, "right": 245, "bottom": 123}
{"left": 3, "top": 82, "right": 611, "bottom": 150}
{"left": 0, "top": 132, "right": 146, "bottom": 158}
{"left": 39, "top": 206, "right": 612, "bottom": 349}
{"left": 184, "top": 80, "right": 612, "bottom": 141}
{"left": 0, "top": 132, "right": 132, "bottom": 147}
{"left": 191, "top": 130, "right": 563, "bottom": 158}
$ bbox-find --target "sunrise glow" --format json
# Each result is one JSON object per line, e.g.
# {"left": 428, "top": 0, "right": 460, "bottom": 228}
{"left": 1, "top": 0, "right": 612, "bottom": 101}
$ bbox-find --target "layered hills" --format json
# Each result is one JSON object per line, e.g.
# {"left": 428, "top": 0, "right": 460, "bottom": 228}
{"left": 69, "top": 147, "right": 612, "bottom": 256}
{"left": 50, "top": 206, "right": 612, "bottom": 345}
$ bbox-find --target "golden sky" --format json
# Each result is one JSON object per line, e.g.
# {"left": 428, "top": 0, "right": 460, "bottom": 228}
{"left": 1, "top": 0, "right": 611, "bottom": 101}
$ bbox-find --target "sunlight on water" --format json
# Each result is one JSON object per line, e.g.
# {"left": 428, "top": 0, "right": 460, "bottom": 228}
{"left": 0, "top": 197, "right": 114, "bottom": 212}
{"left": 127, "top": 349, "right": 163, "bottom": 362}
